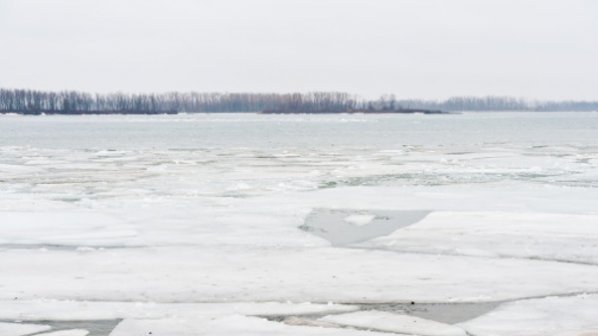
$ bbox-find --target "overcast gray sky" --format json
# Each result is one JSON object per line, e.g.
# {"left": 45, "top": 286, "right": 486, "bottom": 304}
{"left": 0, "top": 0, "right": 596, "bottom": 99}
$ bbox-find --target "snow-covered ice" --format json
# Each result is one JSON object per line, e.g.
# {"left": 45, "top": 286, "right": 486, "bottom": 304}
{"left": 320, "top": 311, "right": 467, "bottom": 335}
{"left": 35, "top": 330, "right": 89, "bottom": 336}
{"left": 109, "top": 315, "right": 393, "bottom": 336}
{"left": 1, "top": 113, "right": 597, "bottom": 335}
{"left": 0, "top": 322, "right": 51, "bottom": 336}
{"left": 460, "top": 294, "right": 598, "bottom": 336}
{"left": 0, "top": 300, "right": 357, "bottom": 321}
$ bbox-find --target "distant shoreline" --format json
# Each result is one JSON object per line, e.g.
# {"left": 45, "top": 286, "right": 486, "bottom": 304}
{"left": 2, "top": 88, "right": 598, "bottom": 114}
{"left": 261, "top": 108, "right": 448, "bottom": 114}
{"left": 0, "top": 109, "right": 450, "bottom": 115}
{"left": 2, "top": 110, "right": 596, "bottom": 115}
{"left": 0, "top": 110, "right": 179, "bottom": 115}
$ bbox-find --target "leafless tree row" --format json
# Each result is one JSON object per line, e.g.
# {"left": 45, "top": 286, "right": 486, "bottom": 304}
{"left": 393, "top": 96, "right": 598, "bottom": 112}
{"left": 1, "top": 89, "right": 596, "bottom": 114}
{"left": 0, "top": 89, "right": 360, "bottom": 114}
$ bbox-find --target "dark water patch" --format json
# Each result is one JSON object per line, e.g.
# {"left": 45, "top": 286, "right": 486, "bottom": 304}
{"left": 260, "top": 301, "right": 497, "bottom": 332}
{"left": 300, "top": 209, "right": 430, "bottom": 246}
{"left": 359, "top": 301, "right": 501, "bottom": 324}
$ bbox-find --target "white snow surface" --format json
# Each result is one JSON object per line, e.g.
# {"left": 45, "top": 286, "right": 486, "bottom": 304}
{"left": 36, "top": 330, "right": 89, "bottom": 336}
{"left": 1, "top": 113, "right": 598, "bottom": 335}
{"left": 0, "top": 300, "right": 357, "bottom": 321}
{"left": 320, "top": 310, "right": 467, "bottom": 335}
{"left": 362, "top": 211, "right": 598, "bottom": 264}
{"left": 109, "top": 315, "right": 393, "bottom": 336}
{"left": 0, "top": 322, "right": 51, "bottom": 336}
{"left": 460, "top": 294, "right": 598, "bottom": 336}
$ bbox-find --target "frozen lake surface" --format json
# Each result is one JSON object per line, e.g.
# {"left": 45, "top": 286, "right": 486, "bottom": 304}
{"left": 1, "top": 112, "right": 597, "bottom": 335}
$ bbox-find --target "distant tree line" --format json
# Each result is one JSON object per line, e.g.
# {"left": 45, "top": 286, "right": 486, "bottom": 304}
{"left": 0, "top": 89, "right": 359, "bottom": 114}
{"left": 392, "top": 96, "right": 598, "bottom": 112}
{"left": 0, "top": 88, "right": 597, "bottom": 114}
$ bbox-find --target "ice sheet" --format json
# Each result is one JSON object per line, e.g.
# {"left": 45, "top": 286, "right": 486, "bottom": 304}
{"left": 1, "top": 114, "right": 598, "bottom": 334}
{"left": 460, "top": 294, "right": 598, "bottom": 336}
{"left": 0, "top": 300, "right": 356, "bottom": 321}
{"left": 109, "top": 316, "right": 393, "bottom": 336}
{"left": 36, "top": 330, "right": 90, "bottom": 336}
{"left": 320, "top": 310, "right": 467, "bottom": 335}
{"left": 0, "top": 322, "right": 51, "bottom": 336}
{"left": 3, "top": 246, "right": 598, "bottom": 303}
{"left": 361, "top": 211, "right": 598, "bottom": 264}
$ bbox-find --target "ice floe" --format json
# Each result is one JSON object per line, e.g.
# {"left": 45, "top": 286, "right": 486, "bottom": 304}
{"left": 320, "top": 310, "right": 467, "bottom": 336}
{"left": 460, "top": 294, "right": 598, "bottom": 336}
{"left": 109, "top": 315, "right": 392, "bottom": 336}
{"left": 0, "top": 322, "right": 50, "bottom": 336}
{"left": 35, "top": 330, "right": 90, "bottom": 336}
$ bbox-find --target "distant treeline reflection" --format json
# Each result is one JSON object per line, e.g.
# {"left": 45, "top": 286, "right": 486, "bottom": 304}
{"left": 1, "top": 89, "right": 596, "bottom": 114}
